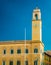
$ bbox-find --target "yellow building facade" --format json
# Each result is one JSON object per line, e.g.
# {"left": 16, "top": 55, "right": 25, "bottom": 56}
{"left": 43, "top": 51, "right": 51, "bottom": 65}
{"left": 0, "top": 8, "right": 44, "bottom": 65}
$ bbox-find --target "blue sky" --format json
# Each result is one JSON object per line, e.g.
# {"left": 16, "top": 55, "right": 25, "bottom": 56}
{"left": 0, "top": 0, "right": 51, "bottom": 50}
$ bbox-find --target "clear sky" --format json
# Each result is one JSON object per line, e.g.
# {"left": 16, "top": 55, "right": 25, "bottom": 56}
{"left": 0, "top": 0, "right": 51, "bottom": 50}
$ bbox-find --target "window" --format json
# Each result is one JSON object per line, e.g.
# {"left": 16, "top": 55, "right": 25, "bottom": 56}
{"left": 25, "top": 49, "right": 28, "bottom": 54}
{"left": 3, "top": 50, "right": 6, "bottom": 54}
{"left": 17, "top": 61, "right": 21, "bottom": 65}
{"left": 34, "top": 48, "right": 38, "bottom": 53}
{"left": 35, "top": 14, "right": 38, "bottom": 20}
{"left": 10, "top": 61, "right": 13, "bottom": 65}
{"left": 10, "top": 49, "right": 14, "bottom": 54}
{"left": 25, "top": 61, "right": 28, "bottom": 65}
{"left": 17, "top": 49, "right": 21, "bottom": 54}
{"left": 2, "top": 61, "right": 6, "bottom": 65}
{"left": 34, "top": 60, "right": 38, "bottom": 65}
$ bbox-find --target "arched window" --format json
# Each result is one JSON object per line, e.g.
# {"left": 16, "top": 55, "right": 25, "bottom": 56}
{"left": 17, "top": 49, "right": 21, "bottom": 54}
{"left": 17, "top": 60, "right": 21, "bottom": 65}
{"left": 10, "top": 49, "right": 14, "bottom": 54}
{"left": 25, "top": 60, "right": 28, "bottom": 65}
{"left": 3, "top": 49, "right": 6, "bottom": 54}
{"left": 34, "top": 48, "right": 38, "bottom": 53}
{"left": 25, "top": 49, "right": 28, "bottom": 54}
{"left": 35, "top": 14, "right": 38, "bottom": 20}
{"left": 2, "top": 61, "right": 6, "bottom": 65}
{"left": 10, "top": 61, "right": 13, "bottom": 65}
{"left": 34, "top": 60, "right": 38, "bottom": 65}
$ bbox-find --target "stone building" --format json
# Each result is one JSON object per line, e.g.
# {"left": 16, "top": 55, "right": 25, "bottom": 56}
{"left": 0, "top": 7, "right": 44, "bottom": 65}
{"left": 44, "top": 51, "right": 51, "bottom": 65}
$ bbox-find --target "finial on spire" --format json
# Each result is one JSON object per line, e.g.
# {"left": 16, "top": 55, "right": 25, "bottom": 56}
{"left": 36, "top": 7, "right": 38, "bottom": 9}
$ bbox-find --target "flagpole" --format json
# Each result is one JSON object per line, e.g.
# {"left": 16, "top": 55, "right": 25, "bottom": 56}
{"left": 24, "top": 27, "right": 26, "bottom": 65}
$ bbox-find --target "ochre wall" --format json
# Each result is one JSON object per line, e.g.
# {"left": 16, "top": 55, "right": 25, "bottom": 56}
{"left": 0, "top": 41, "right": 44, "bottom": 65}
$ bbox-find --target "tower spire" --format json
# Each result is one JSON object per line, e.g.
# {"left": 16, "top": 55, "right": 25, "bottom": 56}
{"left": 32, "top": 8, "right": 42, "bottom": 41}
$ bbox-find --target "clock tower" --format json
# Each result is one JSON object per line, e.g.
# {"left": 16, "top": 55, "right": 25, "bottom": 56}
{"left": 32, "top": 7, "right": 42, "bottom": 41}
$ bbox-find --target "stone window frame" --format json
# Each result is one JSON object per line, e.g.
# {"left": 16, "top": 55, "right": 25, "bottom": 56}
{"left": 10, "top": 60, "right": 13, "bottom": 65}
{"left": 25, "top": 60, "right": 28, "bottom": 65}
{"left": 10, "top": 49, "right": 14, "bottom": 54}
{"left": 34, "top": 60, "right": 38, "bottom": 65}
{"left": 25, "top": 48, "right": 29, "bottom": 54}
{"left": 3, "top": 49, "right": 6, "bottom": 55}
{"left": 34, "top": 48, "right": 38, "bottom": 53}
{"left": 17, "top": 60, "right": 21, "bottom": 65}
{"left": 2, "top": 61, "right": 6, "bottom": 65}
{"left": 17, "top": 49, "right": 21, "bottom": 54}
